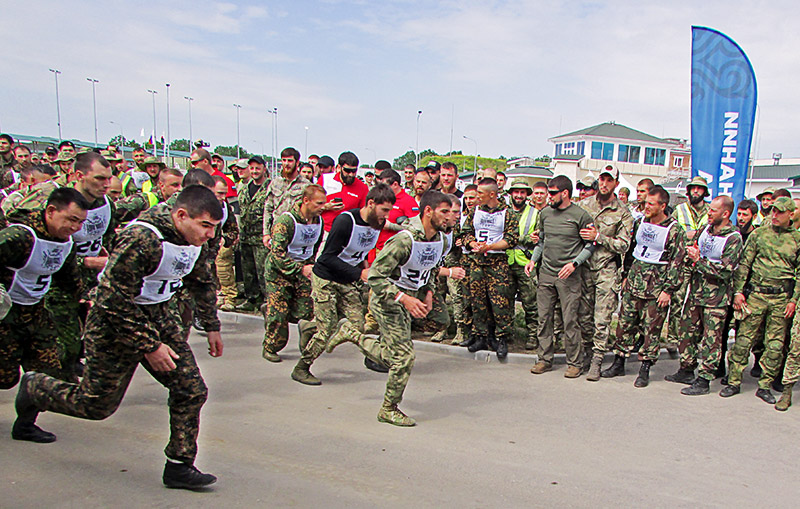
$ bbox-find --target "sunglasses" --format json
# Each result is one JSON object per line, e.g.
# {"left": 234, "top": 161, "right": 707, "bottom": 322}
{"left": 190, "top": 159, "right": 202, "bottom": 165}
{"left": 340, "top": 166, "right": 358, "bottom": 174}
{"left": 548, "top": 189, "right": 562, "bottom": 196}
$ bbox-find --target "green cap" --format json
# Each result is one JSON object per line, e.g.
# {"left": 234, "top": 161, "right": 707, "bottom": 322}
{"left": 100, "top": 150, "right": 122, "bottom": 162}
{"left": 772, "top": 196, "right": 796, "bottom": 212}
{"left": 686, "top": 176, "right": 709, "bottom": 196}
{"left": 229, "top": 159, "right": 249, "bottom": 169}
{"left": 757, "top": 186, "right": 777, "bottom": 200}
{"left": 54, "top": 152, "right": 75, "bottom": 163}
{"left": 507, "top": 178, "right": 532, "bottom": 194}
{"left": 142, "top": 156, "right": 166, "bottom": 168}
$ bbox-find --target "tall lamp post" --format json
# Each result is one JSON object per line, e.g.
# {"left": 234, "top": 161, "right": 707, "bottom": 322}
{"left": 415, "top": 110, "right": 422, "bottom": 168}
{"left": 304, "top": 126, "right": 309, "bottom": 158}
{"left": 184, "top": 96, "right": 193, "bottom": 147}
{"left": 165, "top": 83, "right": 171, "bottom": 159}
{"left": 146, "top": 89, "right": 158, "bottom": 157}
{"left": 233, "top": 104, "right": 242, "bottom": 158}
{"left": 49, "top": 68, "right": 62, "bottom": 141}
{"left": 463, "top": 135, "right": 477, "bottom": 174}
{"left": 267, "top": 107, "right": 278, "bottom": 175}
{"left": 87, "top": 78, "right": 100, "bottom": 147}
{"left": 109, "top": 120, "right": 123, "bottom": 156}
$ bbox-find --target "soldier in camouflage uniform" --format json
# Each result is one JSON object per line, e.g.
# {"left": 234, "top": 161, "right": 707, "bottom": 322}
{"left": 212, "top": 176, "right": 240, "bottom": 311}
{"left": 114, "top": 167, "right": 183, "bottom": 224}
{"left": 601, "top": 185, "right": 685, "bottom": 388}
{"left": 14, "top": 186, "right": 224, "bottom": 489}
{"left": 0, "top": 134, "right": 17, "bottom": 188}
{"left": 237, "top": 157, "right": 270, "bottom": 310}
{"left": 0, "top": 188, "right": 87, "bottom": 391}
{"left": 577, "top": 166, "right": 634, "bottom": 381}
{"left": 721, "top": 196, "right": 800, "bottom": 404}
{"left": 505, "top": 179, "right": 540, "bottom": 351}
{"left": 664, "top": 196, "right": 742, "bottom": 395}
{"left": 291, "top": 184, "right": 396, "bottom": 384}
{"left": 261, "top": 185, "right": 326, "bottom": 362}
{"left": 326, "top": 191, "right": 452, "bottom": 426}
{"left": 460, "top": 178, "right": 519, "bottom": 360}
{"left": 262, "top": 147, "right": 310, "bottom": 248}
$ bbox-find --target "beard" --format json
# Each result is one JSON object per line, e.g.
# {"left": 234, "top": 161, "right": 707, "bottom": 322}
{"left": 511, "top": 197, "right": 527, "bottom": 209}
{"left": 550, "top": 197, "right": 561, "bottom": 209}
{"left": 342, "top": 174, "right": 356, "bottom": 186}
{"left": 689, "top": 194, "right": 705, "bottom": 206}
{"left": 431, "top": 216, "right": 448, "bottom": 232}
{"left": 366, "top": 209, "right": 385, "bottom": 229}
{"left": 597, "top": 190, "right": 613, "bottom": 202}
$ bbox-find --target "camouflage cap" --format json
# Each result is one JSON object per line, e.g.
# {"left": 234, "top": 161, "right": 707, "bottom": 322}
{"left": 686, "top": 176, "right": 709, "bottom": 196}
{"left": 507, "top": 178, "right": 532, "bottom": 194}
{"left": 576, "top": 175, "right": 597, "bottom": 190}
{"left": 54, "top": 152, "right": 75, "bottom": 163}
{"left": 772, "top": 196, "right": 796, "bottom": 212}
{"left": 77, "top": 147, "right": 92, "bottom": 154}
{"left": 100, "top": 150, "right": 122, "bottom": 162}
{"left": 229, "top": 159, "right": 249, "bottom": 169}
{"left": 757, "top": 186, "right": 777, "bottom": 200}
{"left": 142, "top": 156, "right": 167, "bottom": 168}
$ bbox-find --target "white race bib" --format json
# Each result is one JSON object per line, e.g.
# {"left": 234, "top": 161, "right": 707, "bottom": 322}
{"left": 72, "top": 196, "right": 111, "bottom": 257}
{"left": 632, "top": 221, "right": 673, "bottom": 265}
{"left": 7, "top": 224, "right": 73, "bottom": 305}
{"left": 473, "top": 208, "right": 506, "bottom": 254}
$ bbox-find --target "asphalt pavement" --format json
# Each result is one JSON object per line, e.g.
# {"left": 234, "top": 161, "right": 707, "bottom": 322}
{"left": 2, "top": 312, "right": 799, "bottom": 508}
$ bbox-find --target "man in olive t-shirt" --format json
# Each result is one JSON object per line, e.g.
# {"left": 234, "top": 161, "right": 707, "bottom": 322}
{"left": 526, "top": 175, "right": 594, "bottom": 377}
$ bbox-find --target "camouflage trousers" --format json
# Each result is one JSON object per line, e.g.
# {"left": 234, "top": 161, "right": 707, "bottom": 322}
{"left": 781, "top": 311, "right": 800, "bottom": 385}
{"left": 241, "top": 243, "right": 267, "bottom": 303}
{"left": 727, "top": 291, "right": 790, "bottom": 389}
{"left": 469, "top": 256, "right": 513, "bottom": 341}
{"left": 301, "top": 275, "right": 366, "bottom": 366}
{"left": 510, "top": 263, "right": 538, "bottom": 345}
{"left": 446, "top": 273, "right": 470, "bottom": 329}
{"left": 614, "top": 292, "right": 668, "bottom": 362}
{"left": 263, "top": 271, "right": 313, "bottom": 354}
{"left": 26, "top": 307, "right": 208, "bottom": 463}
{"left": 215, "top": 243, "right": 237, "bottom": 305}
{"left": 678, "top": 304, "right": 728, "bottom": 380}
{"left": 349, "top": 289, "right": 447, "bottom": 406}
{"left": 169, "top": 287, "right": 195, "bottom": 340}
{"left": 666, "top": 278, "right": 689, "bottom": 346}
{"left": 579, "top": 265, "right": 620, "bottom": 356}
{"left": 45, "top": 286, "right": 86, "bottom": 380}
{"left": 0, "top": 302, "right": 61, "bottom": 389}
{"left": 537, "top": 269, "right": 583, "bottom": 367}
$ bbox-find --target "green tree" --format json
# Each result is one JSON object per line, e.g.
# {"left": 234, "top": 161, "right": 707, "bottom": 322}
{"left": 392, "top": 149, "right": 439, "bottom": 171}
{"left": 170, "top": 138, "right": 191, "bottom": 152}
{"left": 108, "top": 135, "right": 142, "bottom": 150}
{"left": 214, "top": 145, "right": 251, "bottom": 158}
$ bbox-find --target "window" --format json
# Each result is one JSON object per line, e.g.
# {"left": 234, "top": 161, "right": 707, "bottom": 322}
{"left": 673, "top": 156, "right": 684, "bottom": 167}
{"left": 645, "top": 148, "right": 666, "bottom": 166}
{"left": 618, "top": 144, "right": 640, "bottom": 163}
{"left": 591, "top": 141, "right": 614, "bottom": 161}
{"left": 577, "top": 141, "right": 585, "bottom": 156}
{"left": 563, "top": 142, "right": 576, "bottom": 155}
{"left": 555, "top": 143, "right": 562, "bottom": 156}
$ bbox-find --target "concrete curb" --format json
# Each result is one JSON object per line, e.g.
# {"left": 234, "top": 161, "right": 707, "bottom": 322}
{"left": 218, "top": 310, "right": 682, "bottom": 366}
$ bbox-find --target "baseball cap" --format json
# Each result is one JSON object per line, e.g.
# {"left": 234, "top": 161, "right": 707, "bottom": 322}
{"left": 248, "top": 156, "right": 266, "bottom": 166}
{"left": 599, "top": 164, "right": 619, "bottom": 180}
{"left": 772, "top": 196, "right": 796, "bottom": 212}
{"left": 317, "top": 155, "right": 335, "bottom": 168}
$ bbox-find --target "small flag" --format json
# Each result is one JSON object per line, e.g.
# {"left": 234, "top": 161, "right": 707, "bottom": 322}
{"left": 140, "top": 128, "right": 145, "bottom": 137}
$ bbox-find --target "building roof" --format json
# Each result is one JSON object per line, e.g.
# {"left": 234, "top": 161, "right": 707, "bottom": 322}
{"left": 505, "top": 166, "right": 554, "bottom": 178}
{"left": 750, "top": 164, "right": 800, "bottom": 181}
{"left": 549, "top": 122, "right": 666, "bottom": 144}
{"left": 552, "top": 154, "right": 585, "bottom": 161}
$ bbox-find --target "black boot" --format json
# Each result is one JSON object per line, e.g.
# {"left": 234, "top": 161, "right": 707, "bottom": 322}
{"left": 496, "top": 339, "right": 508, "bottom": 361}
{"left": 364, "top": 357, "right": 389, "bottom": 373}
{"left": 634, "top": 360, "right": 652, "bottom": 388}
{"left": 162, "top": 461, "right": 217, "bottom": 489}
{"left": 12, "top": 373, "right": 56, "bottom": 444}
{"left": 600, "top": 355, "right": 625, "bottom": 378}
{"left": 772, "top": 379, "right": 784, "bottom": 392}
{"left": 681, "top": 377, "right": 710, "bottom": 396}
{"left": 664, "top": 367, "right": 695, "bottom": 385}
{"left": 755, "top": 388, "right": 776, "bottom": 404}
{"left": 468, "top": 336, "right": 488, "bottom": 353}
{"left": 459, "top": 333, "right": 477, "bottom": 349}
{"left": 750, "top": 355, "right": 763, "bottom": 378}
{"left": 487, "top": 334, "right": 499, "bottom": 352}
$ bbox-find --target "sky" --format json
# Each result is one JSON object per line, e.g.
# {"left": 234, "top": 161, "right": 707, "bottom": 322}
{"left": 2, "top": 0, "right": 799, "bottom": 164}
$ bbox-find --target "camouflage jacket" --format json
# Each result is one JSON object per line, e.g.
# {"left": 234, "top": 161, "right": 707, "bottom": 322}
{"left": 0, "top": 208, "right": 81, "bottom": 300}
{"left": 91, "top": 203, "right": 220, "bottom": 354}
{"left": 623, "top": 216, "right": 686, "bottom": 300}
{"left": 578, "top": 194, "right": 634, "bottom": 272}
{"left": 7, "top": 175, "right": 69, "bottom": 213}
{"left": 369, "top": 221, "right": 445, "bottom": 303}
{"left": 0, "top": 153, "right": 16, "bottom": 188}
{"left": 239, "top": 178, "right": 269, "bottom": 245}
{"left": 114, "top": 188, "right": 165, "bottom": 224}
{"left": 459, "top": 201, "right": 519, "bottom": 266}
{"left": 263, "top": 173, "right": 310, "bottom": 238}
{"left": 732, "top": 223, "right": 800, "bottom": 303}
{"left": 687, "top": 223, "right": 743, "bottom": 308}
{"left": 265, "top": 204, "right": 323, "bottom": 280}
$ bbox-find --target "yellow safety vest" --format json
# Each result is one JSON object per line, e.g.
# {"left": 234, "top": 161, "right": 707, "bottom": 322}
{"left": 507, "top": 205, "right": 539, "bottom": 266}
{"left": 142, "top": 179, "right": 154, "bottom": 194}
{"left": 674, "top": 202, "right": 708, "bottom": 233}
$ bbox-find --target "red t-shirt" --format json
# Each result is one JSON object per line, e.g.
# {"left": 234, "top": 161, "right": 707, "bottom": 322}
{"left": 212, "top": 170, "right": 237, "bottom": 198}
{"left": 319, "top": 172, "right": 368, "bottom": 232}
{"left": 368, "top": 188, "right": 420, "bottom": 263}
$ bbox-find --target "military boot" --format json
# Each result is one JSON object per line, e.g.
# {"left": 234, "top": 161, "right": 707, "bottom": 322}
{"left": 524, "top": 337, "right": 538, "bottom": 351}
{"left": 496, "top": 339, "right": 508, "bottom": 361}
{"left": 162, "top": 461, "right": 217, "bottom": 489}
{"left": 291, "top": 360, "right": 321, "bottom": 386}
{"left": 364, "top": 357, "right": 390, "bottom": 373}
{"left": 430, "top": 330, "right": 446, "bottom": 343}
{"left": 681, "top": 377, "right": 710, "bottom": 396}
{"left": 719, "top": 384, "right": 741, "bottom": 397}
{"left": 459, "top": 331, "right": 478, "bottom": 349}
{"left": 467, "top": 335, "right": 488, "bottom": 353}
{"left": 601, "top": 355, "right": 625, "bottom": 378}
{"left": 262, "top": 349, "right": 281, "bottom": 363}
{"left": 586, "top": 354, "right": 603, "bottom": 382}
{"left": 755, "top": 388, "right": 776, "bottom": 404}
{"left": 325, "top": 319, "right": 360, "bottom": 353}
{"left": 634, "top": 360, "right": 652, "bottom": 388}
{"left": 450, "top": 326, "right": 466, "bottom": 346}
{"left": 11, "top": 372, "right": 56, "bottom": 444}
{"left": 775, "top": 383, "right": 794, "bottom": 411}
{"left": 377, "top": 403, "right": 416, "bottom": 427}
{"left": 665, "top": 367, "right": 695, "bottom": 385}
{"left": 298, "top": 320, "right": 316, "bottom": 353}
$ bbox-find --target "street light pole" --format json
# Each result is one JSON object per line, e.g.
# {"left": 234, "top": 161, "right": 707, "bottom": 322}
{"left": 165, "top": 83, "right": 171, "bottom": 159}
{"left": 233, "top": 104, "right": 242, "bottom": 158}
{"left": 267, "top": 107, "right": 276, "bottom": 175}
{"left": 184, "top": 96, "right": 193, "bottom": 147}
{"left": 463, "top": 135, "right": 477, "bottom": 174}
{"left": 87, "top": 78, "right": 99, "bottom": 147}
{"left": 304, "top": 126, "right": 308, "bottom": 158}
{"left": 146, "top": 89, "right": 158, "bottom": 157}
{"left": 49, "top": 69, "right": 62, "bottom": 141}
{"left": 109, "top": 120, "right": 123, "bottom": 154}
{"left": 416, "top": 110, "right": 422, "bottom": 168}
